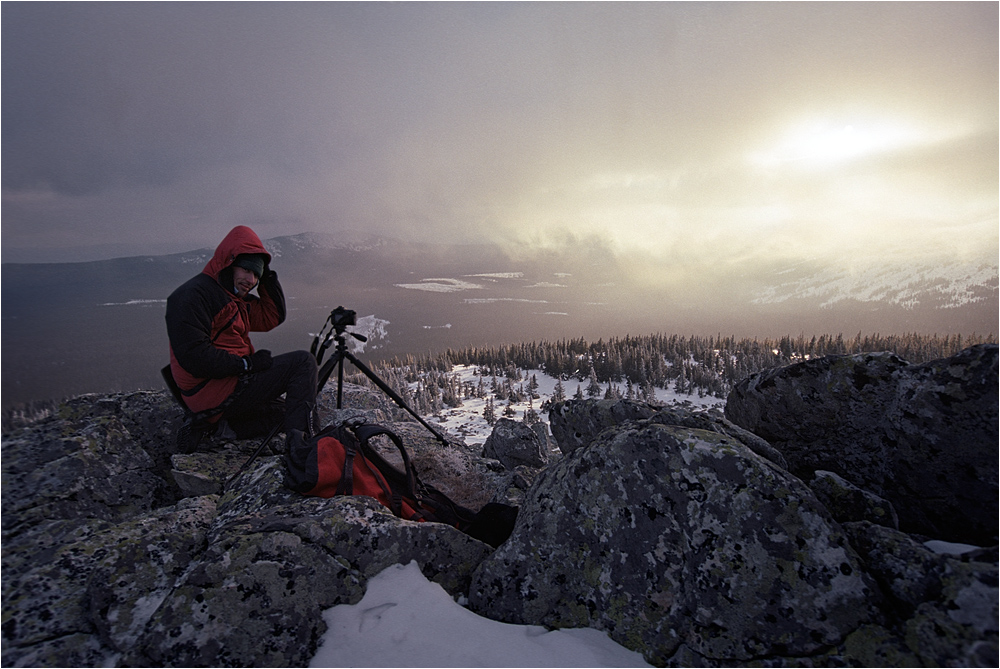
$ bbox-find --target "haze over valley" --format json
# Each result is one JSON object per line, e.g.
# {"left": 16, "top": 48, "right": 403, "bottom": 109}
{"left": 2, "top": 232, "right": 995, "bottom": 410}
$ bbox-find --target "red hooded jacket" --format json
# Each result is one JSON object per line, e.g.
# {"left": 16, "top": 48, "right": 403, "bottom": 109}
{"left": 165, "top": 226, "right": 286, "bottom": 414}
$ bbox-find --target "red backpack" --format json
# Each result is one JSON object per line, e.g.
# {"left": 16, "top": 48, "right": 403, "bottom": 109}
{"left": 283, "top": 422, "right": 517, "bottom": 546}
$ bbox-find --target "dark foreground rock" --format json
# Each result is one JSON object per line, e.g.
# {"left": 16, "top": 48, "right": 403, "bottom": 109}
{"left": 2, "top": 352, "right": 997, "bottom": 667}
{"left": 724, "top": 344, "right": 998, "bottom": 545}
{"left": 469, "top": 421, "right": 881, "bottom": 664}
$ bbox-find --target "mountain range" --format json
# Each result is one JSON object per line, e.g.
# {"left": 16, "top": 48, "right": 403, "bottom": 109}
{"left": 2, "top": 232, "right": 996, "bottom": 409}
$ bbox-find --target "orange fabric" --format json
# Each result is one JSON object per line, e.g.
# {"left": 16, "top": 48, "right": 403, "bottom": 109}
{"left": 309, "top": 437, "right": 424, "bottom": 521}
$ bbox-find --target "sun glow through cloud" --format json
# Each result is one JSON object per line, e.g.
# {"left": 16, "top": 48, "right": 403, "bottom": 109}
{"left": 749, "top": 119, "right": 929, "bottom": 169}
{"left": 1, "top": 0, "right": 995, "bottom": 299}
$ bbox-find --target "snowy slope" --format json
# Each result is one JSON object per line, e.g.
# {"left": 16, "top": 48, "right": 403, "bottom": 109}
{"left": 752, "top": 258, "right": 998, "bottom": 309}
{"left": 419, "top": 365, "right": 725, "bottom": 448}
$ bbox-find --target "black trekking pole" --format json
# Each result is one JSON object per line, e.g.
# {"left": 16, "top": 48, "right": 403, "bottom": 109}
{"left": 224, "top": 421, "right": 284, "bottom": 491}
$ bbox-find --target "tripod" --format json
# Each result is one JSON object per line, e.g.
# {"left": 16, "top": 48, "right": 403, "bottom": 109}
{"left": 313, "top": 310, "right": 449, "bottom": 447}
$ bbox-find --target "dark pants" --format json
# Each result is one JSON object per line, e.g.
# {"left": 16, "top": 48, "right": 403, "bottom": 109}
{"left": 223, "top": 350, "right": 318, "bottom": 438}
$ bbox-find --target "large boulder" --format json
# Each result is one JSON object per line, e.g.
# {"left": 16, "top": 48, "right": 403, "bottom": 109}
{"left": 468, "top": 420, "right": 879, "bottom": 666}
{"left": 481, "top": 418, "right": 549, "bottom": 470}
{"left": 841, "top": 521, "right": 998, "bottom": 667}
{"left": 121, "top": 460, "right": 492, "bottom": 667}
{"left": 549, "top": 398, "right": 787, "bottom": 468}
{"left": 725, "top": 345, "right": 998, "bottom": 545}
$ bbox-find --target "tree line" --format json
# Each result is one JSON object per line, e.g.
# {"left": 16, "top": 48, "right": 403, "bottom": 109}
{"left": 340, "top": 331, "right": 995, "bottom": 417}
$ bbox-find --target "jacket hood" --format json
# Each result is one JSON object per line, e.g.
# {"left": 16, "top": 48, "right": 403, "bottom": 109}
{"left": 202, "top": 226, "right": 271, "bottom": 279}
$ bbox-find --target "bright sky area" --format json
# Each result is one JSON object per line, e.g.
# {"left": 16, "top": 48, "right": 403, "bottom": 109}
{"left": 3, "top": 2, "right": 997, "bottom": 275}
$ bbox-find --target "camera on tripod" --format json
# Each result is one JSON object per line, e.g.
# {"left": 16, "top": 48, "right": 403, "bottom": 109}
{"left": 331, "top": 306, "right": 356, "bottom": 330}
{"left": 309, "top": 305, "right": 448, "bottom": 445}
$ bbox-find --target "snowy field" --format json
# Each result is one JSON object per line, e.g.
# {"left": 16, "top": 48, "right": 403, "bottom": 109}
{"left": 422, "top": 364, "right": 726, "bottom": 447}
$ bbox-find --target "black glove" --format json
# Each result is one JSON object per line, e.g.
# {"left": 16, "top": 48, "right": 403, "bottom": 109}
{"left": 243, "top": 349, "right": 273, "bottom": 373}
{"left": 259, "top": 267, "right": 277, "bottom": 286}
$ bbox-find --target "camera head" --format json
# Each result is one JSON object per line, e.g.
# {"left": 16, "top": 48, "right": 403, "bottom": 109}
{"left": 311, "top": 306, "right": 364, "bottom": 363}
{"left": 331, "top": 306, "right": 357, "bottom": 331}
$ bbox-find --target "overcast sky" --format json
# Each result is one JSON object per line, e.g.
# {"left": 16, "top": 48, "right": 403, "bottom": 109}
{"left": 2, "top": 2, "right": 997, "bottom": 269}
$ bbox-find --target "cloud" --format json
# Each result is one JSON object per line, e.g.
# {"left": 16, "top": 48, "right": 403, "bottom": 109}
{"left": 1, "top": 2, "right": 996, "bottom": 271}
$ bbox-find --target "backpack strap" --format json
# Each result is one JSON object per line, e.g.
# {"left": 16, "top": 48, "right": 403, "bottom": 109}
{"left": 335, "top": 440, "right": 356, "bottom": 496}
{"left": 348, "top": 423, "right": 424, "bottom": 519}
{"left": 326, "top": 424, "right": 399, "bottom": 513}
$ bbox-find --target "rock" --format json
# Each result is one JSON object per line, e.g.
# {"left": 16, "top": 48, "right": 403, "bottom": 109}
{"left": 372, "top": 420, "right": 496, "bottom": 511}
{"left": 725, "top": 351, "right": 908, "bottom": 491}
{"left": 842, "top": 521, "right": 999, "bottom": 667}
{"left": 549, "top": 399, "right": 788, "bottom": 468}
{"left": 725, "top": 345, "right": 998, "bottom": 545}
{"left": 1, "top": 390, "right": 494, "bottom": 668}
{"left": 487, "top": 464, "right": 544, "bottom": 507}
{"left": 547, "top": 398, "right": 659, "bottom": 454}
{"left": 811, "top": 470, "right": 899, "bottom": 529}
{"left": 121, "top": 460, "right": 492, "bottom": 667}
{"left": 4, "top": 387, "right": 996, "bottom": 667}
{"left": 468, "top": 420, "right": 880, "bottom": 665}
{"left": 888, "top": 345, "right": 999, "bottom": 546}
{"left": 530, "top": 421, "right": 559, "bottom": 457}
{"left": 1, "top": 412, "right": 167, "bottom": 537}
{"left": 481, "top": 418, "right": 549, "bottom": 470}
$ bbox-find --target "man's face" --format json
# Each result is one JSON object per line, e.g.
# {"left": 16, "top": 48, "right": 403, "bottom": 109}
{"left": 232, "top": 266, "right": 259, "bottom": 297}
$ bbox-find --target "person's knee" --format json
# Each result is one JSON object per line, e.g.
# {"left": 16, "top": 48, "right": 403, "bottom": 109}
{"left": 285, "top": 350, "right": 318, "bottom": 385}
{"left": 276, "top": 349, "right": 317, "bottom": 370}
{"left": 293, "top": 349, "right": 318, "bottom": 373}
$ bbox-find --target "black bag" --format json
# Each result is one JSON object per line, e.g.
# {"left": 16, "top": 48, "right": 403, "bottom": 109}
{"left": 285, "top": 421, "right": 518, "bottom": 547}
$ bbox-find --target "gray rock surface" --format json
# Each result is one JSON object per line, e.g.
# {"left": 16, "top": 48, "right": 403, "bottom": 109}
{"left": 725, "top": 345, "right": 998, "bottom": 545}
{"left": 469, "top": 421, "right": 880, "bottom": 665}
{"left": 481, "top": 417, "right": 549, "bottom": 469}
{"left": 550, "top": 398, "right": 788, "bottom": 468}
{"left": 2, "top": 363, "right": 996, "bottom": 667}
{"left": 811, "top": 470, "right": 900, "bottom": 529}
{"left": 842, "top": 521, "right": 998, "bottom": 667}
{"left": 1, "top": 389, "right": 493, "bottom": 668}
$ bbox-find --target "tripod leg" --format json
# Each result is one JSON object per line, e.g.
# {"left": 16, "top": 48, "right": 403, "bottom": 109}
{"left": 317, "top": 350, "right": 346, "bottom": 408}
{"left": 224, "top": 421, "right": 283, "bottom": 490}
{"left": 342, "top": 350, "right": 449, "bottom": 445}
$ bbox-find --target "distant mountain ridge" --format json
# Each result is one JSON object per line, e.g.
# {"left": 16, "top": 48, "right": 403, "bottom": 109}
{"left": 263, "top": 230, "right": 394, "bottom": 256}
{"left": 752, "top": 257, "right": 998, "bottom": 310}
{"left": 158, "top": 230, "right": 395, "bottom": 267}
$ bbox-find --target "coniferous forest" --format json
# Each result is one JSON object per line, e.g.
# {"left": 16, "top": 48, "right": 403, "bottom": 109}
{"left": 342, "top": 332, "right": 996, "bottom": 419}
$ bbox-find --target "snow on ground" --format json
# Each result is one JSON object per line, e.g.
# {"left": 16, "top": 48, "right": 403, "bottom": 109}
{"left": 309, "top": 561, "right": 651, "bottom": 668}
{"left": 425, "top": 364, "right": 726, "bottom": 447}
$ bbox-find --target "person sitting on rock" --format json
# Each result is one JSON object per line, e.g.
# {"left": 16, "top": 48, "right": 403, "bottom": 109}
{"left": 165, "top": 225, "right": 317, "bottom": 450}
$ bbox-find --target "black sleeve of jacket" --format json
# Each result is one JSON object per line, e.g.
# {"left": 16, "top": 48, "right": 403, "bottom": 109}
{"left": 166, "top": 275, "right": 246, "bottom": 379}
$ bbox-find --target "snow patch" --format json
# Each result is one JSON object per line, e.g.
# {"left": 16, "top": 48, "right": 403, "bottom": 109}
{"left": 99, "top": 299, "right": 167, "bottom": 307}
{"left": 395, "top": 278, "right": 483, "bottom": 293}
{"left": 310, "top": 561, "right": 650, "bottom": 668}
{"left": 466, "top": 272, "right": 525, "bottom": 279}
